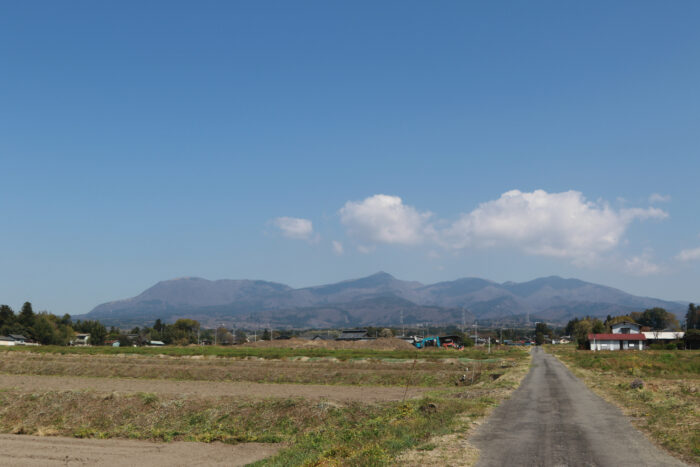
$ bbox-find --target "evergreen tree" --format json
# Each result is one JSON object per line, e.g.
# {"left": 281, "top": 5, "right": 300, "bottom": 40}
{"left": 18, "top": 302, "right": 35, "bottom": 328}
{"left": 686, "top": 303, "right": 699, "bottom": 330}
{"left": 0, "top": 305, "right": 14, "bottom": 328}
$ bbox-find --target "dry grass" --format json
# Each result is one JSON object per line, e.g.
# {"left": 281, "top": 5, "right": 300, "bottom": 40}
{"left": 0, "top": 351, "right": 508, "bottom": 387}
{"left": 395, "top": 348, "right": 532, "bottom": 466}
{"left": 0, "top": 346, "right": 531, "bottom": 465}
{"left": 549, "top": 346, "right": 699, "bottom": 465}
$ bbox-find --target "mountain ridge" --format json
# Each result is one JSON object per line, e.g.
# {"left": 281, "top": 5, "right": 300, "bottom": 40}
{"left": 82, "top": 272, "right": 686, "bottom": 328}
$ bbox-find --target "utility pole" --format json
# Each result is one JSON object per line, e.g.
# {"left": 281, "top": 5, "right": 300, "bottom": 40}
{"left": 400, "top": 310, "right": 405, "bottom": 337}
{"left": 462, "top": 307, "right": 466, "bottom": 334}
{"left": 473, "top": 322, "right": 478, "bottom": 344}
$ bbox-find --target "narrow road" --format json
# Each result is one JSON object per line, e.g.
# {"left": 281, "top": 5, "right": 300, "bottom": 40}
{"left": 471, "top": 347, "right": 687, "bottom": 467}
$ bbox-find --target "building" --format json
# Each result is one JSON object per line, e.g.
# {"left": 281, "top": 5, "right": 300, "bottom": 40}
{"left": 336, "top": 329, "right": 373, "bottom": 341}
{"left": 71, "top": 333, "right": 90, "bottom": 346}
{"left": 642, "top": 330, "right": 685, "bottom": 347}
{"left": 9, "top": 334, "right": 27, "bottom": 345}
{"left": 0, "top": 336, "right": 16, "bottom": 346}
{"left": 588, "top": 322, "right": 645, "bottom": 351}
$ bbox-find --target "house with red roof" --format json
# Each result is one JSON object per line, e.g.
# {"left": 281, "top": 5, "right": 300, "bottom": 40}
{"left": 588, "top": 322, "right": 645, "bottom": 351}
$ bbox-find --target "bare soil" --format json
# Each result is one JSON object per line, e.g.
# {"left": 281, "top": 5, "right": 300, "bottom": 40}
{"left": 0, "top": 373, "right": 424, "bottom": 402}
{"left": 244, "top": 336, "right": 416, "bottom": 350}
{"left": 0, "top": 434, "right": 280, "bottom": 466}
{"left": 0, "top": 350, "right": 462, "bottom": 386}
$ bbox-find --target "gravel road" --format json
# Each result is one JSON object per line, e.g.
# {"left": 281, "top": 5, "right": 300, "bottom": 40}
{"left": 471, "top": 347, "right": 687, "bottom": 467}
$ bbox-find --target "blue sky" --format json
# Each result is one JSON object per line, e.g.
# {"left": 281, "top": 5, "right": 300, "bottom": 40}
{"left": 1, "top": 1, "right": 699, "bottom": 315}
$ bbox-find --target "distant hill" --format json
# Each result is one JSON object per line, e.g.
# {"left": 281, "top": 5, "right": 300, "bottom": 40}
{"left": 82, "top": 272, "right": 685, "bottom": 328}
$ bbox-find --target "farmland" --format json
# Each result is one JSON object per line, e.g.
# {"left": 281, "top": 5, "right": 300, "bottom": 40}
{"left": 548, "top": 345, "right": 699, "bottom": 465}
{"left": 0, "top": 344, "right": 530, "bottom": 465}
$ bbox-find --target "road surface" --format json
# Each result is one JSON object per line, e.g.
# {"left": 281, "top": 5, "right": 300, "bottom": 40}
{"left": 471, "top": 347, "right": 687, "bottom": 467}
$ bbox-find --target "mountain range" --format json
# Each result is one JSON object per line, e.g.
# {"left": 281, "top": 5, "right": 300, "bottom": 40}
{"left": 82, "top": 272, "right": 686, "bottom": 328}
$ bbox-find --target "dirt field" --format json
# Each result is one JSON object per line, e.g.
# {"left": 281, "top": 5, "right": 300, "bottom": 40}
{"left": 0, "top": 434, "right": 280, "bottom": 466}
{"left": 0, "top": 373, "right": 424, "bottom": 401}
{"left": 0, "top": 349, "right": 468, "bottom": 387}
{"left": 0, "top": 346, "right": 530, "bottom": 465}
{"left": 244, "top": 337, "right": 416, "bottom": 350}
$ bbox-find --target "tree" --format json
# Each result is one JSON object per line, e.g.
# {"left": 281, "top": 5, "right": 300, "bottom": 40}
{"left": 631, "top": 308, "right": 679, "bottom": 330}
{"left": 31, "top": 313, "right": 57, "bottom": 345}
{"left": 565, "top": 318, "right": 579, "bottom": 336}
{"left": 535, "top": 332, "right": 545, "bottom": 345}
{"left": 234, "top": 329, "right": 248, "bottom": 345}
{"left": 591, "top": 319, "right": 605, "bottom": 334}
{"left": 18, "top": 302, "right": 35, "bottom": 328}
{"left": 379, "top": 328, "right": 394, "bottom": 338}
{"left": 685, "top": 303, "right": 699, "bottom": 330}
{"left": 573, "top": 320, "right": 593, "bottom": 349}
{"left": 261, "top": 328, "right": 271, "bottom": 341}
{"left": 684, "top": 329, "right": 700, "bottom": 349}
{"left": 0, "top": 305, "right": 15, "bottom": 329}
{"left": 215, "top": 326, "right": 234, "bottom": 345}
{"left": 535, "top": 322, "right": 551, "bottom": 336}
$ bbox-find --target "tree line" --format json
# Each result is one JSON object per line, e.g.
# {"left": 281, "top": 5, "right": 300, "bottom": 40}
{"left": 0, "top": 302, "right": 106, "bottom": 345}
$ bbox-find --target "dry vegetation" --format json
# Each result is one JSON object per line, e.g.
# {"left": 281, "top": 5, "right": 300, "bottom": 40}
{"left": 0, "top": 350, "right": 495, "bottom": 387}
{"left": 395, "top": 349, "right": 532, "bottom": 466}
{"left": 548, "top": 345, "right": 699, "bottom": 465}
{"left": 0, "top": 344, "right": 530, "bottom": 465}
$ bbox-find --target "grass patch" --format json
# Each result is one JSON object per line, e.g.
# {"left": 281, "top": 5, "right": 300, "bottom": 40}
{"left": 548, "top": 345, "right": 699, "bottom": 465}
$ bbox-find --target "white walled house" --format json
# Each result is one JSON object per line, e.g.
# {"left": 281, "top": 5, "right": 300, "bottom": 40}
{"left": 588, "top": 322, "right": 646, "bottom": 351}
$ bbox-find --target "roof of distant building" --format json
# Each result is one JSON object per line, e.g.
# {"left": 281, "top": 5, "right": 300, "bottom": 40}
{"left": 337, "top": 329, "right": 371, "bottom": 340}
{"left": 588, "top": 333, "right": 646, "bottom": 341}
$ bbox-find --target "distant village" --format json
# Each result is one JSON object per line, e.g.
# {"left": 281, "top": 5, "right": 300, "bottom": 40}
{"left": 1, "top": 301, "right": 699, "bottom": 350}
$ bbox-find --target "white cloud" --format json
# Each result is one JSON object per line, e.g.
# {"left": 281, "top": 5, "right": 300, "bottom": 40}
{"left": 339, "top": 194, "right": 434, "bottom": 246}
{"left": 624, "top": 253, "right": 662, "bottom": 275}
{"left": 338, "top": 190, "right": 668, "bottom": 265}
{"left": 442, "top": 190, "right": 667, "bottom": 263}
{"left": 676, "top": 247, "right": 700, "bottom": 262}
{"left": 272, "top": 217, "right": 315, "bottom": 241}
{"left": 649, "top": 193, "right": 671, "bottom": 203}
{"left": 332, "top": 240, "right": 344, "bottom": 255}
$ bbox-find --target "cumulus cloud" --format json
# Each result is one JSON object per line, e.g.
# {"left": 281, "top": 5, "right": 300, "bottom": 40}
{"left": 332, "top": 240, "right": 344, "bottom": 255}
{"left": 339, "top": 194, "right": 434, "bottom": 246}
{"left": 272, "top": 217, "right": 315, "bottom": 241}
{"left": 443, "top": 190, "right": 667, "bottom": 263}
{"left": 338, "top": 190, "right": 668, "bottom": 265}
{"left": 676, "top": 247, "right": 700, "bottom": 262}
{"left": 649, "top": 193, "right": 671, "bottom": 203}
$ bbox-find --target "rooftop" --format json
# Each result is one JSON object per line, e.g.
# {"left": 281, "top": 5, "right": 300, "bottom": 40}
{"left": 588, "top": 333, "right": 646, "bottom": 341}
